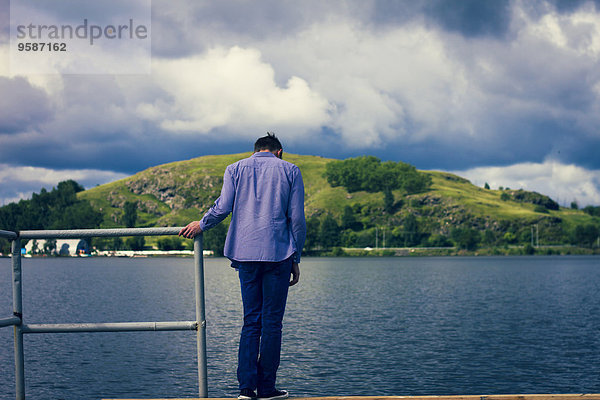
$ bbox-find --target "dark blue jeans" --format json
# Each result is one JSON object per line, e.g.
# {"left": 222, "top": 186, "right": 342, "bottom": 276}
{"left": 234, "top": 257, "right": 293, "bottom": 395}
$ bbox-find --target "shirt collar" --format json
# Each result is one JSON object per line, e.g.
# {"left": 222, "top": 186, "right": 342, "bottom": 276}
{"left": 252, "top": 151, "right": 277, "bottom": 158}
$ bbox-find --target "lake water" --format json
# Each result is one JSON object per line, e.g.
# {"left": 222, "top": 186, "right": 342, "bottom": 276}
{"left": 1, "top": 256, "right": 599, "bottom": 399}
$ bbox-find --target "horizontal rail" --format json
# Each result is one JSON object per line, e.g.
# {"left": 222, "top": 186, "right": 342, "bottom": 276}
{"left": 0, "top": 316, "right": 21, "bottom": 328}
{"left": 2, "top": 228, "right": 208, "bottom": 399}
{"left": 18, "top": 227, "right": 185, "bottom": 239}
{"left": 21, "top": 320, "right": 198, "bottom": 334}
{"left": 0, "top": 229, "right": 17, "bottom": 240}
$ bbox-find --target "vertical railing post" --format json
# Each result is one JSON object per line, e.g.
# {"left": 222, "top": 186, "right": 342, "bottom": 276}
{"left": 12, "top": 239, "right": 25, "bottom": 400}
{"left": 194, "top": 234, "right": 208, "bottom": 398}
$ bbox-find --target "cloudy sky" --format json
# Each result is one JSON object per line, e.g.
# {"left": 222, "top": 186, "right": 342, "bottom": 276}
{"left": 1, "top": 0, "right": 600, "bottom": 207}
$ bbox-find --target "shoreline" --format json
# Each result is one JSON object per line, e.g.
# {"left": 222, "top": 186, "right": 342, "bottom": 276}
{"left": 311, "top": 245, "right": 600, "bottom": 257}
{"left": 3, "top": 246, "right": 598, "bottom": 259}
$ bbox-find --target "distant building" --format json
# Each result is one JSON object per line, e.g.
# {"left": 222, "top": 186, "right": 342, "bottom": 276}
{"left": 25, "top": 239, "right": 90, "bottom": 256}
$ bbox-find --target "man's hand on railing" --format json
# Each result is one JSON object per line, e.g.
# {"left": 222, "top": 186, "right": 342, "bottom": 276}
{"left": 178, "top": 221, "right": 203, "bottom": 238}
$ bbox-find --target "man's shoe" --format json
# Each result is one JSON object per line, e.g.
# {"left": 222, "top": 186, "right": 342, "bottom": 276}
{"left": 238, "top": 388, "right": 257, "bottom": 400}
{"left": 258, "top": 389, "right": 289, "bottom": 400}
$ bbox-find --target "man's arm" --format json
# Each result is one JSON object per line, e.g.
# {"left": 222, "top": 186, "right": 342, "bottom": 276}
{"left": 179, "top": 167, "right": 235, "bottom": 238}
{"left": 288, "top": 167, "right": 306, "bottom": 264}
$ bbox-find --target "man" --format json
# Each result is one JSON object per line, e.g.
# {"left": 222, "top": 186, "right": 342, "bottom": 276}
{"left": 179, "top": 133, "right": 306, "bottom": 400}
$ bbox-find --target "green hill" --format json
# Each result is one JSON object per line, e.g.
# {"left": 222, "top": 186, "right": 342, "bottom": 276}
{"left": 79, "top": 153, "right": 600, "bottom": 254}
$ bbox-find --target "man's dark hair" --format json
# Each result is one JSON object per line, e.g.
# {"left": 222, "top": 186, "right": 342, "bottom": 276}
{"left": 254, "top": 132, "right": 282, "bottom": 152}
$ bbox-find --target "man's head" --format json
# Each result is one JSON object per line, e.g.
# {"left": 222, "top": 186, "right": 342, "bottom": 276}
{"left": 254, "top": 132, "right": 283, "bottom": 158}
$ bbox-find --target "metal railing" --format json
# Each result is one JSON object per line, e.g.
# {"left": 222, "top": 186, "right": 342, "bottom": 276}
{"left": 0, "top": 227, "right": 208, "bottom": 400}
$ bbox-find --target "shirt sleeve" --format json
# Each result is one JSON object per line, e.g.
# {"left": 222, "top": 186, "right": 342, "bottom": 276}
{"left": 288, "top": 166, "right": 307, "bottom": 263}
{"left": 199, "top": 166, "right": 235, "bottom": 231}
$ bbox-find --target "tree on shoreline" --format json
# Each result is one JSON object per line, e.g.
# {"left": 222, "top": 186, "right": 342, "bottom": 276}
{"left": 0, "top": 180, "right": 103, "bottom": 254}
{"left": 0, "top": 180, "right": 102, "bottom": 231}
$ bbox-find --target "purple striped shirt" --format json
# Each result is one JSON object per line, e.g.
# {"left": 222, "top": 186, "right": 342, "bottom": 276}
{"left": 199, "top": 152, "right": 306, "bottom": 263}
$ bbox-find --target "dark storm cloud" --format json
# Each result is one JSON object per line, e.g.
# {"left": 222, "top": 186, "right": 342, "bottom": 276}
{"left": 370, "top": 0, "right": 600, "bottom": 38}
{"left": 153, "top": 0, "right": 515, "bottom": 46}
{"left": 392, "top": 116, "right": 599, "bottom": 172}
{"left": 370, "top": 0, "right": 424, "bottom": 26}
{"left": 185, "top": 0, "right": 323, "bottom": 38}
{"left": 316, "top": 123, "right": 553, "bottom": 172}
{"left": 424, "top": 0, "right": 512, "bottom": 37}
{"left": 549, "top": 0, "right": 600, "bottom": 13}
{"left": 150, "top": 0, "right": 345, "bottom": 58}
{"left": 12, "top": 0, "right": 149, "bottom": 24}
{"left": 152, "top": 0, "right": 515, "bottom": 58}
{"left": 0, "top": 125, "right": 249, "bottom": 174}
{"left": 0, "top": 77, "right": 53, "bottom": 133}
{"left": 372, "top": 0, "right": 511, "bottom": 38}
{"left": 550, "top": 134, "right": 600, "bottom": 171}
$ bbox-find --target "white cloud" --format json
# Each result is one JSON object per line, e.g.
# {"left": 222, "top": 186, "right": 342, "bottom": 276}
{"left": 0, "top": 165, "right": 122, "bottom": 185}
{"left": 521, "top": 1, "right": 600, "bottom": 59}
{"left": 453, "top": 160, "right": 600, "bottom": 207}
{"left": 260, "top": 21, "right": 471, "bottom": 146}
{"left": 139, "top": 46, "right": 331, "bottom": 138}
{"left": 0, "top": 43, "right": 66, "bottom": 104}
{"left": 0, "top": 164, "right": 128, "bottom": 205}
{"left": 0, "top": 45, "right": 9, "bottom": 77}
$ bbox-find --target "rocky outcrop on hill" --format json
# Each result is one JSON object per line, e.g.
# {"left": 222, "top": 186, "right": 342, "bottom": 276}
{"left": 508, "top": 189, "right": 559, "bottom": 210}
{"left": 125, "top": 167, "right": 222, "bottom": 211}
